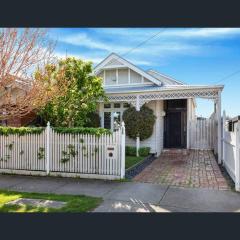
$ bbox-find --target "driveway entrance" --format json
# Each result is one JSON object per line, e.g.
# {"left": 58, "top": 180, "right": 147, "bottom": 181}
{"left": 134, "top": 150, "right": 231, "bottom": 190}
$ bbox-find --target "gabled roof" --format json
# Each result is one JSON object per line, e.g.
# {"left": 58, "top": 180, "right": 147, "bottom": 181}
{"left": 94, "top": 53, "right": 162, "bottom": 86}
{"left": 146, "top": 69, "right": 185, "bottom": 85}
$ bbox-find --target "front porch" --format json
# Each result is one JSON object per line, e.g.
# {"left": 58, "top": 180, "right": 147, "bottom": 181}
{"left": 100, "top": 84, "right": 223, "bottom": 159}
{"left": 134, "top": 150, "right": 231, "bottom": 190}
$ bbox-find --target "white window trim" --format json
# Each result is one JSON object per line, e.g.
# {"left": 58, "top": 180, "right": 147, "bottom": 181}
{"left": 102, "top": 102, "right": 129, "bottom": 130}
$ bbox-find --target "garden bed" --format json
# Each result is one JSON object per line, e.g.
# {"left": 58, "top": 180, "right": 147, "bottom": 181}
{"left": 125, "top": 154, "right": 156, "bottom": 179}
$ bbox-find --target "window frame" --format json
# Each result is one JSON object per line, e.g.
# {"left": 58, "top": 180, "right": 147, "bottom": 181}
{"left": 102, "top": 102, "right": 130, "bottom": 130}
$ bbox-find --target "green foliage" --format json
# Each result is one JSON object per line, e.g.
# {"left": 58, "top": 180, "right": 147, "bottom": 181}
{"left": 83, "top": 112, "right": 101, "bottom": 128}
{"left": 60, "top": 144, "right": 78, "bottom": 164}
{"left": 122, "top": 105, "right": 156, "bottom": 141}
{"left": 138, "top": 147, "right": 151, "bottom": 157}
{"left": 126, "top": 146, "right": 137, "bottom": 156}
{"left": 38, "top": 57, "right": 107, "bottom": 127}
{"left": 125, "top": 146, "right": 151, "bottom": 157}
{"left": 61, "top": 150, "right": 70, "bottom": 163}
{"left": 6, "top": 142, "right": 14, "bottom": 151}
{"left": 37, "top": 147, "right": 45, "bottom": 160}
{"left": 0, "top": 189, "right": 102, "bottom": 213}
{"left": 125, "top": 156, "right": 145, "bottom": 169}
{"left": 53, "top": 127, "right": 111, "bottom": 136}
{"left": 0, "top": 126, "right": 44, "bottom": 136}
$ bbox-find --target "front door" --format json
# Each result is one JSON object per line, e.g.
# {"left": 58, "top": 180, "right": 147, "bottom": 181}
{"left": 164, "top": 100, "right": 187, "bottom": 148}
{"left": 165, "top": 112, "right": 182, "bottom": 148}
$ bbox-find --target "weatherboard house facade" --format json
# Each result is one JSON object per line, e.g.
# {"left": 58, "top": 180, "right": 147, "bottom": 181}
{"left": 94, "top": 53, "right": 223, "bottom": 160}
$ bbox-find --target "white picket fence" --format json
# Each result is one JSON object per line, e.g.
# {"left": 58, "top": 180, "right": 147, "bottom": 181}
{"left": 222, "top": 111, "right": 240, "bottom": 191}
{"left": 189, "top": 118, "right": 216, "bottom": 150}
{"left": 0, "top": 122, "right": 125, "bottom": 180}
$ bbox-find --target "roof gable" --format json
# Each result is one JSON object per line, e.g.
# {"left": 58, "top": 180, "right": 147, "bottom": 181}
{"left": 147, "top": 70, "right": 185, "bottom": 85}
{"left": 94, "top": 53, "right": 162, "bottom": 86}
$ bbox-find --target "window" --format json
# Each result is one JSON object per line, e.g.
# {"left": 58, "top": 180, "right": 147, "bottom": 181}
{"left": 104, "top": 103, "right": 111, "bottom": 108}
{"left": 114, "top": 103, "right": 120, "bottom": 108}
{"left": 123, "top": 103, "right": 130, "bottom": 108}
{"left": 104, "top": 112, "right": 111, "bottom": 129}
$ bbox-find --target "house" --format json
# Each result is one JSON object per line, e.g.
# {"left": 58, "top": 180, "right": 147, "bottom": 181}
{"left": 0, "top": 77, "right": 36, "bottom": 127}
{"left": 94, "top": 53, "right": 223, "bottom": 160}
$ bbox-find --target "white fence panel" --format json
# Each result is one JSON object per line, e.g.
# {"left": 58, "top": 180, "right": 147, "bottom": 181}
{"left": 0, "top": 130, "right": 46, "bottom": 172}
{"left": 0, "top": 123, "right": 125, "bottom": 180}
{"left": 49, "top": 131, "right": 120, "bottom": 177}
{"left": 189, "top": 118, "right": 215, "bottom": 150}
{"left": 222, "top": 111, "right": 240, "bottom": 191}
{"left": 222, "top": 128, "right": 236, "bottom": 181}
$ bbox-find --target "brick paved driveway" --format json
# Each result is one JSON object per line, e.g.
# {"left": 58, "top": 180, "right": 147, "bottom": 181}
{"left": 134, "top": 150, "right": 231, "bottom": 190}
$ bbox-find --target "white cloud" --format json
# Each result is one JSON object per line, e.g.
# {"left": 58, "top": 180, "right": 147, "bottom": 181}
{"left": 54, "top": 51, "right": 104, "bottom": 64}
{"left": 60, "top": 32, "right": 129, "bottom": 52}
{"left": 161, "top": 28, "right": 240, "bottom": 38}
{"left": 93, "top": 28, "right": 240, "bottom": 39}
{"left": 52, "top": 28, "right": 240, "bottom": 68}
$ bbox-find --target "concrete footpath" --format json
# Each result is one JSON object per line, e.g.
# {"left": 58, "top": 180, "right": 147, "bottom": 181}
{"left": 0, "top": 174, "right": 240, "bottom": 212}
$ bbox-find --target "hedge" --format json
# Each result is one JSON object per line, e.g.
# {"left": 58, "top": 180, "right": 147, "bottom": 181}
{"left": 0, "top": 126, "right": 111, "bottom": 136}
{"left": 53, "top": 127, "right": 111, "bottom": 136}
{"left": 126, "top": 146, "right": 151, "bottom": 157}
{"left": 0, "top": 126, "right": 44, "bottom": 136}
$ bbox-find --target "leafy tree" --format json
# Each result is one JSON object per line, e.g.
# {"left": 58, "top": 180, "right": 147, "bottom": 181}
{"left": 122, "top": 105, "right": 156, "bottom": 140}
{"left": 83, "top": 112, "right": 101, "bottom": 128}
{"left": 0, "top": 28, "right": 57, "bottom": 120}
{"left": 38, "top": 58, "right": 106, "bottom": 127}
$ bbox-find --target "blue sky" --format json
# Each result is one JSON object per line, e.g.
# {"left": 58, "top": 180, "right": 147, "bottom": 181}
{"left": 47, "top": 28, "right": 240, "bottom": 118}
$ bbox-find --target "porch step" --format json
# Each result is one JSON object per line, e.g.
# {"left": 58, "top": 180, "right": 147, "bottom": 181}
{"left": 162, "top": 148, "right": 189, "bottom": 156}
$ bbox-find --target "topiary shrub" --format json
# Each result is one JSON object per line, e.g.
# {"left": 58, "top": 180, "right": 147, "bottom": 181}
{"left": 122, "top": 105, "right": 156, "bottom": 141}
{"left": 83, "top": 112, "right": 101, "bottom": 128}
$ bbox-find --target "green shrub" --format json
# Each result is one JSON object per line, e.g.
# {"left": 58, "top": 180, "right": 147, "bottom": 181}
{"left": 53, "top": 127, "right": 111, "bottom": 136}
{"left": 122, "top": 105, "right": 156, "bottom": 141}
{"left": 126, "top": 146, "right": 151, "bottom": 157}
{"left": 0, "top": 126, "right": 44, "bottom": 136}
{"left": 126, "top": 146, "right": 136, "bottom": 156}
{"left": 83, "top": 112, "right": 101, "bottom": 128}
{"left": 138, "top": 147, "right": 151, "bottom": 157}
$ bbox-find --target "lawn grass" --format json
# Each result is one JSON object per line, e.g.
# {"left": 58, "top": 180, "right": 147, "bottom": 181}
{"left": 0, "top": 189, "right": 102, "bottom": 213}
{"left": 125, "top": 155, "right": 145, "bottom": 169}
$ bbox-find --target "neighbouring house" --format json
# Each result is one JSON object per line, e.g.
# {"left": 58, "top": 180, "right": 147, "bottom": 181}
{"left": 94, "top": 53, "right": 223, "bottom": 159}
{"left": 0, "top": 77, "right": 36, "bottom": 127}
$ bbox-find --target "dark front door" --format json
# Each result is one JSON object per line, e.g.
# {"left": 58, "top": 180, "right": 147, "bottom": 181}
{"left": 164, "top": 100, "right": 187, "bottom": 148}
{"left": 165, "top": 112, "right": 182, "bottom": 148}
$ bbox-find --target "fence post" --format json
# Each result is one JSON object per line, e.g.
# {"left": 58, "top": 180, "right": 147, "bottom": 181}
{"left": 120, "top": 122, "right": 125, "bottom": 179}
{"left": 235, "top": 121, "right": 240, "bottom": 191}
{"left": 46, "top": 121, "right": 50, "bottom": 175}
{"left": 222, "top": 110, "right": 226, "bottom": 166}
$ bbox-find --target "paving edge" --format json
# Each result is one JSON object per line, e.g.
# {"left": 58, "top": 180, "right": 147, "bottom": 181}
{"left": 125, "top": 154, "right": 156, "bottom": 179}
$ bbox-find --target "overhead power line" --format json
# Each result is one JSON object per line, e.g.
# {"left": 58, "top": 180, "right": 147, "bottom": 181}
{"left": 213, "top": 69, "right": 240, "bottom": 84}
{"left": 120, "top": 28, "right": 166, "bottom": 57}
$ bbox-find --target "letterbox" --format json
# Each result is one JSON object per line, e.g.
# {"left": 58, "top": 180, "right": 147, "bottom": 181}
{"left": 106, "top": 145, "right": 115, "bottom": 159}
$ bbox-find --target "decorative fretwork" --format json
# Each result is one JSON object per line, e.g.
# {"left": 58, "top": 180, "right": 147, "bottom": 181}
{"left": 100, "top": 87, "right": 220, "bottom": 108}
{"left": 140, "top": 88, "right": 219, "bottom": 101}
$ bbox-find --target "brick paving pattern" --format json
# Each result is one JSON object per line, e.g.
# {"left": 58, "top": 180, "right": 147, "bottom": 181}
{"left": 134, "top": 150, "right": 230, "bottom": 190}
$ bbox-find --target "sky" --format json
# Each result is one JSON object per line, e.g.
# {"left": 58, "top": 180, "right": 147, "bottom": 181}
{"left": 47, "top": 28, "right": 240, "bottom": 118}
